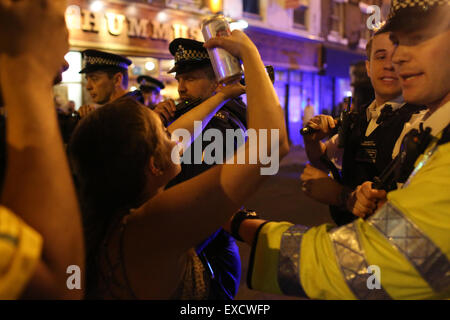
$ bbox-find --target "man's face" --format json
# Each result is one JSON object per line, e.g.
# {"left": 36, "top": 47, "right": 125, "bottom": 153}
{"left": 391, "top": 26, "right": 450, "bottom": 107}
{"left": 175, "top": 67, "right": 217, "bottom": 102}
{"left": 365, "top": 33, "right": 402, "bottom": 102}
{"left": 85, "top": 71, "right": 115, "bottom": 104}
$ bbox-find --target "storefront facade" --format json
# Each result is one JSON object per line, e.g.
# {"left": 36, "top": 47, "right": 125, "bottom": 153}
{"left": 245, "top": 26, "right": 354, "bottom": 145}
{"left": 56, "top": 0, "right": 206, "bottom": 110}
{"left": 56, "top": 0, "right": 365, "bottom": 146}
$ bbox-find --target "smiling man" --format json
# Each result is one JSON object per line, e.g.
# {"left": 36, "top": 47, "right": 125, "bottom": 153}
{"left": 302, "top": 29, "right": 425, "bottom": 226}
{"left": 227, "top": 0, "right": 450, "bottom": 300}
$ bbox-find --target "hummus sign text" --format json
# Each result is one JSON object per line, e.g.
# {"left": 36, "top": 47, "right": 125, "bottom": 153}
{"left": 65, "top": 5, "right": 203, "bottom": 42}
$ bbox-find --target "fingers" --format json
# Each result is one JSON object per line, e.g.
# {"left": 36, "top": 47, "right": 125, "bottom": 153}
{"left": 165, "top": 99, "right": 176, "bottom": 118}
{"left": 361, "top": 181, "right": 387, "bottom": 201}
{"left": 154, "top": 100, "right": 176, "bottom": 125}
{"left": 217, "top": 81, "right": 246, "bottom": 99}
{"left": 203, "top": 30, "right": 251, "bottom": 59}
{"left": 204, "top": 37, "right": 226, "bottom": 49}
{"left": 355, "top": 185, "right": 377, "bottom": 212}
{"left": 326, "top": 116, "right": 336, "bottom": 129}
{"left": 307, "top": 115, "right": 334, "bottom": 134}
{"left": 79, "top": 105, "right": 95, "bottom": 118}
{"left": 352, "top": 201, "right": 372, "bottom": 218}
{"left": 351, "top": 182, "right": 388, "bottom": 218}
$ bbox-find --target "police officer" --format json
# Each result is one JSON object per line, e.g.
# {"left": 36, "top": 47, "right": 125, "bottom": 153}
{"left": 164, "top": 38, "right": 247, "bottom": 300}
{"left": 78, "top": 49, "right": 135, "bottom": 117}
{"left": 226, "top": 0, "right": 450, "bottom": 300}
{"left": 301, "top": 29, "right": 426, "bottom": 226}
{"left": 137, "top": 75, "right": 164, "bottom": 109}
{"left": 78, "top": 50, "right": 175, "bottom": 122}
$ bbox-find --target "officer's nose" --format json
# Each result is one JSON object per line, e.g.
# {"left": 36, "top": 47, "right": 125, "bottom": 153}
{"left": 86, "top": 80, "right": 93, "bottom": 91}
{"left": 178, "top": 79, "right": 186, "bottom": 94}
{"left": 392, "top": 44, "right": 410, "bottom": 67}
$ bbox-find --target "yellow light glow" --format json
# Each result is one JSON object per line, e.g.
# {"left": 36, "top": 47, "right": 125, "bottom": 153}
{"left": 145, "top": 61, "right": 155, "bottom": 71}
{"left": 209, "top": 0, "right": 222, "bottom": 13}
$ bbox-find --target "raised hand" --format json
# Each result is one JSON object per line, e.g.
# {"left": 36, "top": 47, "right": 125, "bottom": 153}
{"left": 215, "top": 81, "right": 246, "bottom": 100}
{"left": 304, "top": 115, "right": 337, "bottom": 142}
{"left": 154, "top": 99, "right": 176, "bottom": 125}
{"left": 203, "top": 29, "right": 257, "bottom": 61}
{"left": 0, "top": 0, "right": 68, "bottom": 81}
{"left": 78, "top": 104, "right": 97, "bottom": 118}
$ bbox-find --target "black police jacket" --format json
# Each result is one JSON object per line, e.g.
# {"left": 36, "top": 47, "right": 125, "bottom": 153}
{"left": 331, "top": 102, "right": 426, "bottom": 226}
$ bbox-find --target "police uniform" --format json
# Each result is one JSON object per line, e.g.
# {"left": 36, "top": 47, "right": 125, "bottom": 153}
{"left": 166, "top": 38, "right": 247, "bottom": 300}
{"left": 79, "top": 49, "right": 144, "bottom": 104}
{"left": 247, "top": 0, "right": 450, "bottom": 300}
{"left": 331, "top": 99, "right": 426, "bottom": 226}
{"left": 56, "top": 50, "right": 144, "bottom": 145}
{"left": 136, "top": 75, "right": 165, "bottom": 109}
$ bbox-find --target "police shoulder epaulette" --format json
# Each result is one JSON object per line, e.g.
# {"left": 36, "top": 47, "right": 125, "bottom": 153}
{"left": 214, "top": 110, "right": 229, "bottom": 121}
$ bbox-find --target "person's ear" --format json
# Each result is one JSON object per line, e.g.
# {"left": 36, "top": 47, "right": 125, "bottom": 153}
{"left": 365, "top": 60, "right": 371, "bottom": 79}
{"left": 114, "top": 72, "right": 124, "bottom": 88}
{"left": 149, "top": 156, "right": 163, "bottom": 177}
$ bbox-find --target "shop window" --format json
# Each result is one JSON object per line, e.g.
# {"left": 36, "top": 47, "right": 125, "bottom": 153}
{"left": 243, "top": 0, "right": 260, "bottom": 16}
{"left": 127, "top": 57, "right": 178, "bottom": 101}
{"left": 55, "top": 51, "right": 83, "bottom": 111}
{"left": 329, "top": 0, "right": 345, "bottom": 39}
{"left": 293, "top": 6, "right": 308, "bottom": 30}
{"left": 360, "top": 12, "right": 372, "bottom": 42}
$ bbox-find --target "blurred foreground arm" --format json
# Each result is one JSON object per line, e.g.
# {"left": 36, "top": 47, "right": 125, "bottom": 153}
{"left": 0, "top": 0, "right": 84, "bottom": 299}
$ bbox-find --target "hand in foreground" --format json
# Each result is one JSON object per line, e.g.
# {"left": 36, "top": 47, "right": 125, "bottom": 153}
{"left": 203, "top": 29, "right": 257, "bottom": 60}
{"left": 349, "top": 181, "right": 387, "bottom": 218}
{"left": 300, "top": 164, "right": 342, "bottom": 205}
{"left": 0, "top": 0, "right": 68, "bottom": 80}
{"left": 154, "top": 99, "right": 176, "bottom": 125}
{"left": 78, "top": 105, "right": 97, "bottom": 118}
{"left": 216, "top": 81, "right": 246, "bottom": 101}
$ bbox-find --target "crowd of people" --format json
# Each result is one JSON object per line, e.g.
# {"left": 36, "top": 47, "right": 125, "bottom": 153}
{"left": 0, "top": 0, "right": 448, "bottom": 300}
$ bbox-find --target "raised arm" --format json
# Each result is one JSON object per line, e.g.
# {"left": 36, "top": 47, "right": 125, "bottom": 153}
{"left": 0, "top": 0, "right": 84, "bottom": 299}
{"left": 167, "top": 82, "right": 245, "bottom": 146}
{"left": 129, "top": 30, "right": 289, "bottom": 257}
{"left": 304, "top": 115, "right": 337, "bottom": 170}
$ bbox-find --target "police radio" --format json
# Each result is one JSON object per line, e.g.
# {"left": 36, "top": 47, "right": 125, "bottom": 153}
{"left": 372, "top": 123, "right": 432, "bottom": 191}
{"left": 300, "top": 96, "right": 353, "bottom": 138}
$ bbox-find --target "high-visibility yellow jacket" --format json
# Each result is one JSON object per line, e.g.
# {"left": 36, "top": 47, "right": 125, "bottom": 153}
{"left": 0, "top": 206, "right": 42, "bottom": 299}
{"left": 248, "top": 137, "right": 450, "bottom": 300}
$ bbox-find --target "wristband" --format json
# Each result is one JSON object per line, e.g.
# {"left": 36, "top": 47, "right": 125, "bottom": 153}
{"left": 230, "top": 209, "right": 259, "bottom": 242}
